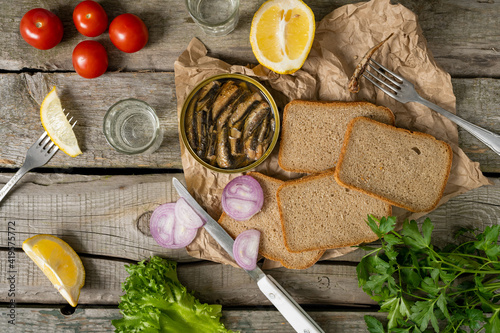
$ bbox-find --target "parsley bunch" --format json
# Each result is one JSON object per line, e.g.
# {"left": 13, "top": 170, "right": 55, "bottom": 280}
{"left": 357, "top": 216, "right": 500, "bottom": 333}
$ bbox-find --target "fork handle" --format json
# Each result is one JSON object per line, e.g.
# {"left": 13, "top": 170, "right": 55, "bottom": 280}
{"left": 416, "top": 96, "right": 500, "bottom": 156}
{"left": 0, "top": 166, "right": 31, "bottom": 204}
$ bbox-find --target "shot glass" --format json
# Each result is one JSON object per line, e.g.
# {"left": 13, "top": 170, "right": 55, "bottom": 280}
{"left": 185, "top": 0, "right": 239, "bottom": 36}
{"left": 103, "top": 99, "right": 163, "bottom": 154}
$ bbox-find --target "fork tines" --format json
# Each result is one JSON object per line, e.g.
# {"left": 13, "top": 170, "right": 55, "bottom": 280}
{"left": 362, "top": 59, "right": 403, "bottom": 98}
{"left": 65, "top": 110, "right": 78, "bottom": 128}
{"left": 36, "top": 131, "right": 57, "bottom": 153}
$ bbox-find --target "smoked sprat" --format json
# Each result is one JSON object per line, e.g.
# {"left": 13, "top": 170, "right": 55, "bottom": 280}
{"left": 185, "top": 78, "right": 275, "bottom": 169}
{"left": 348, "top": 33, "right": 394, "bottom": 93}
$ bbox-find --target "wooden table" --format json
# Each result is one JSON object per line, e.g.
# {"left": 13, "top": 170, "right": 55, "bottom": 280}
{"left": 0, "top": 0, "right": 498, "bottom": 332}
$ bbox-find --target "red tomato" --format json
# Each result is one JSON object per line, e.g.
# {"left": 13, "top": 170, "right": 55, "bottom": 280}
{"left": 20, "top": 8, "right": 63, "bottom": 50}
{"left": 109, "top": 14, "right": 148, "bottom": 53}
{"left": 72, "top": 41, "right": 108, "bottom": 79}
{"left": 73, "top": 0, "right": 108, "bottom": 37}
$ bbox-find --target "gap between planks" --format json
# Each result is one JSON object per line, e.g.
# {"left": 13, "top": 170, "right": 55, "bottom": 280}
{"left": 0, "top": 305, "right": 385, "bottom": 332}
{"left": 0, "top": 74, "right": 499, "bottom": 171}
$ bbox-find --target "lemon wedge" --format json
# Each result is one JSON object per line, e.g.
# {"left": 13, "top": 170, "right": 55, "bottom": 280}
{"left": 22, "top": 234, "right": 85, "bottom": 307}
{"left": 40, "top": 87, "right": 82, "bottom": 157}
{"left": 250, "top": 0, "right": 315, "bottom": 74}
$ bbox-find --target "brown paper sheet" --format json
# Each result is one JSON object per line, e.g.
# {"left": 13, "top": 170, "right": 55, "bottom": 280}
{"left": 174, "top": 0, "right": 491, "bottom": 269}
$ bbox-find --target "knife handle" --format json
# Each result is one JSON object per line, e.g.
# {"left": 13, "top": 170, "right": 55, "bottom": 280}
{"left": 257, "top": 275, "right": 325, "bottom": 333}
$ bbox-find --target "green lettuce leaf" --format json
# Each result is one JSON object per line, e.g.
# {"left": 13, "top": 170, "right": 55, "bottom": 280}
{"left": 112, "top": 256, "right": 236, "bottom": 333}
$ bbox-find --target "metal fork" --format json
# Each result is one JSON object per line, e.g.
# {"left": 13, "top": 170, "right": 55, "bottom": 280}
{"left": 0, "top": 113, "right": 77, "bottom": 204}
{"left": 363, "top": 59, "right": 500, "bottom": 156}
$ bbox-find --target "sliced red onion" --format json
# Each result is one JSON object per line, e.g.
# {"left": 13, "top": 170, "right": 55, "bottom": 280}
{"left": 150, "top": 201, "right": 200, "bottom": 249}
{"left": 233, "top": 229, "right": 261, "bottom": 270}
{"left": 175, "top": 197, "right": 205, "bottom": 229}
{"left": 150, "top": 203, "right": 176, "bottom": 247}
{"left": 171, "top": 222, "right": 198, "bottom": 249}
{"left": 222, "top": 175, "right": 264, "bottom": 221}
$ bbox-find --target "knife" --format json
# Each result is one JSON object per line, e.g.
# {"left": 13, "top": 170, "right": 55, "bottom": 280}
{"left": 173, "top": 178, "right": 325, "bottom": 333}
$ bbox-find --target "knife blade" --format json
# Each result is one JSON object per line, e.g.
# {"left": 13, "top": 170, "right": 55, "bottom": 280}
{"left": 173, "top": 177, "right": 325, "bottom": 333}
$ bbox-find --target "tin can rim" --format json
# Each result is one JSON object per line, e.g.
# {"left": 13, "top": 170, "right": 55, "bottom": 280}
{"left": 180, "top": 73, "right": 280, "bottom": 174}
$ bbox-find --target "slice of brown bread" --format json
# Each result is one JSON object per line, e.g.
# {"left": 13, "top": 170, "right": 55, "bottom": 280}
{"left": 277, "top": 170, "right": 392, "bottom": 253}
{"left": 278, "top": 100, "right": 395, "bottom": 173}
{"left": 218, "top": 172, "right": 324, "bottom": 269}
{"left": 334, "top": 117, "right": 453, "bottom": 212}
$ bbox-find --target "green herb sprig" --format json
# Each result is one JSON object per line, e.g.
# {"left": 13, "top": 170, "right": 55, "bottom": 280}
{"left": 357, "top": 216, "right": 500, "bottom": 333}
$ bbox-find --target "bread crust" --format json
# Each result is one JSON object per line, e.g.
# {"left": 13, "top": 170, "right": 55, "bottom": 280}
{"left": 277, "top": 169, "right": 392, "bottom": 253}
{"left": 278, "top": 100, "right": 395, "bottom": 173}
{"left": 334, "top": 116, "right": 453, "bottom": 213}
{"left": 217, "top": 171, "right": 325, "bottom": 269}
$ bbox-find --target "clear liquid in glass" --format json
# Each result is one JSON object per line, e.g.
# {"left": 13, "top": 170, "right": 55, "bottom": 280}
{"left": 186, "top": 0, "right": 239, "bottom": 36}
{"left": 103, "top": 99, "right": 161, "bottom": 154}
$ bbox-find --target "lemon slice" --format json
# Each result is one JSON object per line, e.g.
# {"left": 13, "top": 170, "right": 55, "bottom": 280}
{"left": 250, "top": 0, "right": 315, "bottom": 74}
{"left": 40, "top": 87, "right": 82, "bottom": 157}
{"left": 22, "top": 234, "right": 85, "bottom": 307}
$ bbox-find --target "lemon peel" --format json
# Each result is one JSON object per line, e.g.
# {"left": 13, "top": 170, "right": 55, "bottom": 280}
{"left": 250, "top": 0, "right": 315, "bottom": 74}
{"left": 40, "top": 87, "right": 82, "bottom": 157}
{"left": 22, "top": 234, "right": 85, "bottom": 307}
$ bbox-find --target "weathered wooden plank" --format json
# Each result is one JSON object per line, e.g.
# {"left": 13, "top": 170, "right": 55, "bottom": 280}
{"left": 0, "top": 173, "right": 195, "bottom": 262}
{"left": 454, "top": 79, "right": 500, "bottom": 173}
{"left": 416, "top": 177, "right": 500, "bottom": 244}
{"left": 0, "top": 172, "right": 498, "bottom": 263}
{"left": 0, "top": 255, "right": 129, "bottom": 306}
{"left": 0, "top": 307, "right": 121, "bottom": 332}
{"left": 0, "top": 173, "right": 497, "bottom": 305}
{"left": 0, "top": 306, "right": 383, "bottom": 332}
{"left": 0, "top": 74, "right": 499, "bottom": 171}
{"left": 1, "top": 172, "right": 499, "bottom": 263}
{"left": 0, "top": 255, "right": 373, "bottom": 306}
{"left": 406, "top": 0, "right": 500, "bottom": 77}
{"left": 0, "top": 72, "right": 182, "bottom": 169}
{"left": 222, "top": 310, "right": 383, "bottom": 333}
{"left": 2, "top": 0, "right": 499, "bottom": 76}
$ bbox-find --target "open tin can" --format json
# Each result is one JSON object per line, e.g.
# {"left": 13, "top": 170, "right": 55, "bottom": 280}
{"left": 180, "top": 73, "right": 280, "bottom": 173}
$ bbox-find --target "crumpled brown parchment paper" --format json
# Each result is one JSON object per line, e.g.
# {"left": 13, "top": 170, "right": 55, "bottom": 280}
{"left": 174, "top": 0, "right": 491, "bottom": 269}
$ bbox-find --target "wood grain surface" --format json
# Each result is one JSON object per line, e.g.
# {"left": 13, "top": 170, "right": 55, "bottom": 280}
{"left": 0, "top": 73, "right": 182, "bottom": 169}
{"left": 0, "top": 255, "right": 374, "bottom": 306}
{"left": 0, "top": 173, "right": 498, "bottom": 262}
{"left": 454, "top": 79, "right": 500, "bottom": 173}
{"left": 1, "top": 0, "right": 498, "bottom": 76}
{"left": 0, "top": 306, "right": 384, "bottom": 332}
{"left": 0, "top": 173, "right": 191, "bottom": 262}
{"left": 0, "top": 173, "right": 497, "bottom": 306}
{"left": 0, "top": 74, "right": 498, "bottom": 172}
{"left": 0, "top": 0, "right": 498, "bottom": 331}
